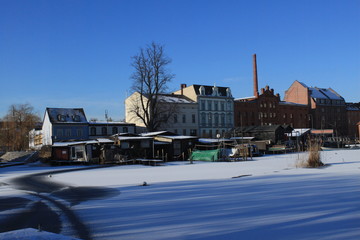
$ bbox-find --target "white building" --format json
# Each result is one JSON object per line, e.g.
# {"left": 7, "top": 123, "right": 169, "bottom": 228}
{"left": 125, "top": 92, "right": 198, "bottom": 135}
{"left": 173, "top": 84, "right": 234, "bottom": 138}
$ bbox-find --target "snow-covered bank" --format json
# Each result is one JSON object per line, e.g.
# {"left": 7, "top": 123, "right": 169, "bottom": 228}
{"left": 1, "top": 149, "right": 359, "bottom": 240}
{"left": 53, "top": 149, "right": 360, "bottom": 187}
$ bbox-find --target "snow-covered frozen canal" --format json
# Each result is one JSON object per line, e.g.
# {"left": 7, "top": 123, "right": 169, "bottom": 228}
{"left": 1, "top": 149, "right": 360, "bottom": 240}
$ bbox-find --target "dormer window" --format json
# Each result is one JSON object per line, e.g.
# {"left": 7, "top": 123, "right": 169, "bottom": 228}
{"left": 57, "top": 114, "right": 66, "bottom": 122}
{"left": 212, "top": 86, "right": 218, "bottom": 96}
{"left": 72, "top": 115, "right": 81, "bottom": 122}
{"left": 226, "top": 88, "right": 232, "bottom": 97}
{"left": 199, "top": 86, "right": 205, "bottom": 95}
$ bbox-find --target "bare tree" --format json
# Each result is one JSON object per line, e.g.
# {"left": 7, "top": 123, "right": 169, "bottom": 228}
{"left": 129, "top": 42, "right": 176, "bottom": 131}
{"left": 0, "top": 103, "right": 41, "bottom": 151}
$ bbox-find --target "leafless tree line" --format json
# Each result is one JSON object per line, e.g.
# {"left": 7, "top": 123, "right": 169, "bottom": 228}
{"left": 0, "top": 103, "right": 40, "bottom": 151}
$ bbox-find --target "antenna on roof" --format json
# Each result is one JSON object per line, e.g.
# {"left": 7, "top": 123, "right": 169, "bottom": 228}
{"left": 105, "top": 110, "right": 109, "bottom": 122}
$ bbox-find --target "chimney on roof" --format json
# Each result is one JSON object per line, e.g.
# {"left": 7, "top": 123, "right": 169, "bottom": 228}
{"left": 253, "top": 54, "right": 259, "bottom": 98}
{"left": 180, "top": 84, "right": 186, "bottom": 95}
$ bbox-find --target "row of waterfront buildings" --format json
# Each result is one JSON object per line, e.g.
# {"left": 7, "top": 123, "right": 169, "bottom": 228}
{"left": 29, "top": 55, "right": 360, "bottom": 151}
{"left": 125, "top": 55, "right": 360, "bottom": 139}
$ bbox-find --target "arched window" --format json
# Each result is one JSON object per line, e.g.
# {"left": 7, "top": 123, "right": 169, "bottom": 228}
{"left": 112, "top": 127, "right": 118, "bottom": 134}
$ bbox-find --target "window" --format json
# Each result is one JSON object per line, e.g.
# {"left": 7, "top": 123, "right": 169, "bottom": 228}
{"left": 214, "top": 101, "right": 218, "bottom": 111}
{"left": 201, "top": 100, "right": 205, "bottom": 110}
{"left": 183, "top": 129, "right": 186, "bottom": 135}
{"left": 123, "top": 127, "right": 128, "bottom": 132}
{"left": 66, "top": 129, "right": 71, "bottom": 137}
{"left": 221, "top": 102, "right": 225, "bottom": 111}
{"left": 214, "top": 113, "right": 219, "bottom": 126}
{"left": 182, "top": 114, "right": 186, "bottom": 123}
{"left": 208, "top": 113, "right": 212, "bottom": 126}
{"left": 221, "top": 114, "right": 225, "bottom": 126}
{"left": 57, "top": 129, "right": 63, "bottom": 137}
{"left": 57, "top": 114, "right": 66, "bottom": 122}
{"left": 208, "top": 100, "right": 212, "bottom": 111}
{"left": 77, "top": 129, "right": 83, "bottom": 137}
{"left": 227, "top": 113, "right": 232, "bottom": 125}
{"left": 174, "top": 129, "right": 178, "bottom": 134}
{"left": 192, "top": 114, "right": 196, "bottom": 123}
{"left": 72, "top": 115, "right": 81, "bottom": 122}
{"left": 174, "top": 114, "right": 178, "bottom": 123}
{"left": 112, "top": 127, "right": 118, "bottom": 134}
{"left": 102, "top": 127, "right": 107, "bottom": 135}
{"left": 190, "top": 129, "right": 197, "bottom": 136}
{"left": 201, "top": 113, "right": 206, "bottom": 126}
{"left": 199, "top": 86, "right": 205, "bottom": 95}
{"left": 90, "top": 127, "right": 96, "bottom": 136}
{"left": 227, "top": 101, "right": 232, "bottom": 111}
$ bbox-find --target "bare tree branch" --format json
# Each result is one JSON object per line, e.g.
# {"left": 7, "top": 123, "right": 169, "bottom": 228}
{"left": 128, "top": 42, "right": 175, "bottom": 132}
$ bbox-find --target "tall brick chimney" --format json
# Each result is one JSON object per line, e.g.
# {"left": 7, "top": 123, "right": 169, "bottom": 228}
{"left": 253, "top": 54, "right": 259, "bottom": 98}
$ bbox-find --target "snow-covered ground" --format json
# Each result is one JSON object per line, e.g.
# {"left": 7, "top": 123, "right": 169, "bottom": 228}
{"left": 1, "top": 149, "right": 360, "bottom": 240}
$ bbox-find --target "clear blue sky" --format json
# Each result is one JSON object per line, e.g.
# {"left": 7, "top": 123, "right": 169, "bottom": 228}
{"left": 1, "top": 0, "right": 359, "bottom": 121}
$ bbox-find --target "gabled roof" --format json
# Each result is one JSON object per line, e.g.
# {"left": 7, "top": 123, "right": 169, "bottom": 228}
{"left": 46, "top": 108, "right": 87, "bottom": 124}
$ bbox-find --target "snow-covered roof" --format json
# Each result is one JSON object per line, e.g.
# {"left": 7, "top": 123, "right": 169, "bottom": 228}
{"left": 286, "top": 128, "right": 311, "bottom": 137}
{"left": 198, "top": 138, "right": 232, "bottom": 143}
{"left": 159, "top": 135, "right": 198, "bottom": 140}
{"left": 234, "top": 96, "right": 256, "bottom": 101}
{"left": 96, "top": 138, "right": 114, "bottom": 143}
{"left": 46, "top": 108, "right": 87, "bottom": 124}
{"left": 53, "top": 141, "right": 97, "bottom": 147}
{"left": 52, "top": 139, "right": 113, "bottom": 147}
{"left": 141, "top": 131, "right": 170, "bottom": 137}
{"left": 157, "top": 95, "right": 195, "bottom": 104}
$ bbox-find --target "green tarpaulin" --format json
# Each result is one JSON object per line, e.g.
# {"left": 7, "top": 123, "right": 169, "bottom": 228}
{"left": 190, "top": 149, "right": 220, "bottom": 161}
